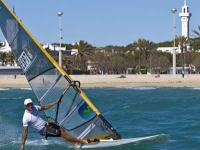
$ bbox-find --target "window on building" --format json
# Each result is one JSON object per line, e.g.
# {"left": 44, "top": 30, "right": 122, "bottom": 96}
{"left": 0, "top": 42, "right": 5, "bottom": 47}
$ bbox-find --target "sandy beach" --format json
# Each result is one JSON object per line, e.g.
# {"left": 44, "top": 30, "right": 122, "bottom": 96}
{"left": 1, "top": 74, "right": 200, "bottom": 88}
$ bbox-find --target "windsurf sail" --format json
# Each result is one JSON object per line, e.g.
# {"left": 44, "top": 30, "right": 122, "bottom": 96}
{"left": 0, "top": 0, "right": 121, "bottom": 141}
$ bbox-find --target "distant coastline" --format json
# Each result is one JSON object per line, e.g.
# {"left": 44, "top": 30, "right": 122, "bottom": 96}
{"left": 1, "top": 74, "right": 200, "bottom": 88}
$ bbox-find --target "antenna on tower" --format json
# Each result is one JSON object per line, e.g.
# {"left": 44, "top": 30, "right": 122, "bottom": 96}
{"left": 184, "top": 0, "right": 187, "bottom": 6}
{"left": 12, "top": 6, "right": 15, "bottom": 14}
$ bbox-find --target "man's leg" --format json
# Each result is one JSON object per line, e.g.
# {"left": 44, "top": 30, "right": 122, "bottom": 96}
{"left": 60, "top": 126, "right": 87, "bottom": 145}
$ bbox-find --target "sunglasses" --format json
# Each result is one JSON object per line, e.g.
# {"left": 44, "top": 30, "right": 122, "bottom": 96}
{"left": 26, "top": 103, "right": 33, "bottom": 107}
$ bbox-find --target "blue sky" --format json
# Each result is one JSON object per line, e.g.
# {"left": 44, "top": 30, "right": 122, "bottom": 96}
{"left": 0, "top": 0, "right": 199, "bottom": 46}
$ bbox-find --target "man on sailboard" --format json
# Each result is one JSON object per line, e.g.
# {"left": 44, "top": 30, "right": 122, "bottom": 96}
{"left": 21, "top": 98, "right": 87, "bottom": 150}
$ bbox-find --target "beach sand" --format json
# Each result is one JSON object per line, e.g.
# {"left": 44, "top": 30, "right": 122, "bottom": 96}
{"left": 0, "top": 74, "right": 200, "bottom": 88}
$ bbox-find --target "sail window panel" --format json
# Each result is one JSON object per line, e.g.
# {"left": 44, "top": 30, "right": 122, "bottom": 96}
{"left": 60, "top": 96, "right": 96, "bottom": 130}
{"left": 68, "top": 116, "right": 113, "bottom": 139}
{"left": 30, "top": 73, "right": 70, "bottom": 119}
{"left": 0, "top": 4, "right": 19, "bottom": 45}
{"left": 38, "top": 76, "right": 72, "bottom": 120}
{"left": 29, "top": 69, "right": 65, "bottom": 100}
{"left": 56, "top": 86, "right": 83, "bottom": 123}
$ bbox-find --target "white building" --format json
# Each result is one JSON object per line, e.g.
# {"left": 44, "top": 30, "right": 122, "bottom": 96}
{"left": 42, "top": 43, "right": 66, "bottom": 51}
{"left": 42, "top": 44, "right": 79, "bottom": 56}
{"left": 179, "top": 0, "right": 191, "bottom": 39}
{"left": 157, "top": 47, "right": 180, "bottom": 54}
{"left": 70, "top": 49, "right": 79, "bottom": 56}
{"left": 0, "top": 40, "right": 11, "bottom": 53}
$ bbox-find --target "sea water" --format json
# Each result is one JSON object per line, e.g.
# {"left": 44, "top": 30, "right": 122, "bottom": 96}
{"left": 0, "top": 87, "right": 200, "bottom": 150}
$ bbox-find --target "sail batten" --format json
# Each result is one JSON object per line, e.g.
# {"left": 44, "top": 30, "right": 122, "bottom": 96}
{"left": 60, "top": 99, "right": 83, "bottom": 125}
{"left": 39, "top": 74, "right": 62, "bottom": 102}
{"left": 0, "top": 0, "right": 121, "bottom": 140}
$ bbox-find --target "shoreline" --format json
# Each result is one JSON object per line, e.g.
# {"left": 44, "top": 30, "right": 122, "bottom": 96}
{"left": 0, "top": 74, "right": 200, "bottom": 88}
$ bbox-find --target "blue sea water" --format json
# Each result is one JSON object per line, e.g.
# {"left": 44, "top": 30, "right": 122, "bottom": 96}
{"left": 0, "top": 87, "right": 200, "bottom": 150}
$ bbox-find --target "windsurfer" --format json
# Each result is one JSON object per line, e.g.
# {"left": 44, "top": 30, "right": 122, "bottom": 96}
{"left": 21, "top": 98, "right": 87, "bottom": 150}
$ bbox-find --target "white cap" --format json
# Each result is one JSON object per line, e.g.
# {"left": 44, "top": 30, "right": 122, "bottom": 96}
{"left": 24, "top": 98, "right": 33, "bottom": 106}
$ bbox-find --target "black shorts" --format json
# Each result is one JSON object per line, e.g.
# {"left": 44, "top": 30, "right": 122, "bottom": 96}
{"left": 39, "top": 123, "right": 61, "bottom": 137}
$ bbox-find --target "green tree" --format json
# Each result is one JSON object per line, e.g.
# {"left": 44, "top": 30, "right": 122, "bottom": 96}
{"left": 0, "top": 52, "right": 7, "bottom": 66}
{"left": 73, "top": 40, "right": 94, "bottom": 72}
{"left": 93, "top": 51, "right": 110, "bottom": 74}
{"left": 7, "top": 51, "right": 15, "bottom": 66}
{"left": 176, "top": 36, "right": 188, "bottom": 77}
{"left": 133, "top": 39, "right": 145, "bottom": 73}
{"left": 191, "top": 52, "right": 200, "bottom": 73}
{"left": 110, "top": 54, "right": 127, "bottom": 74}
{"left": 190, "top": 38, "right": 200, "bottom": 52}
{"left": 133, "top": 38, "right": 156, "bottom": 74}
{"left": 151, "top": 51, "right": 171, "bottom": 74}
{"left": 193, "top": 25, "right": 200, "bottom": 37}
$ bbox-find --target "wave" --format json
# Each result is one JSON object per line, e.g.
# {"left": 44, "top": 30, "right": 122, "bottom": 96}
{"left": 89, "top": 87, "right": 158, "bottom": 90}
{"left": 191, "top": 87, "right": 200, "bottom": 90}
{"left": 0, "top": 97, "right": 24, "bottom": 100}
{"left": 0, "top": 87, "right": 31, "bottom": 91}
{"left": 122, "top": 105, "right": 130, "bottom": 109}
{"left": 10, "top": 87, "right": 32, "bottom": 90}
{"left": 124, "top": 87, "right": 158, "bottom": 90}
{"left": 0, "top": 88, "right": 10, "bottom": 91}
{"left": 18, "top": 88, "right": 32, "bottom": 90}
{"left": 0, "top": 131, "right": 19, "bottom": 148}
{"left": 0, "top": 140, "right": 14, "bottom": 147}
{"left": 12, "top": 139, "right": 66, "bottom": 146}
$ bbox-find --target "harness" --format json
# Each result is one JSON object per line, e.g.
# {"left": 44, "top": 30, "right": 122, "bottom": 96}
{"left": 44, "top": 121, "right": 61, "bottom": 139}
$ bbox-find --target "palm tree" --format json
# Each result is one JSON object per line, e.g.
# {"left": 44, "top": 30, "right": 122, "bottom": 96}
{"left": 144, "top": 40, "right": 156, "bottom": 74}
{"left": 7, "top": 51, "right": 15, "bottom": 66}
{"left": 193, "top": 25, "right": 200, "bottom": 37}
{"left": 176, "top": 36, "right": 188, "bottom": 78}
{"left": 133, "top": 39, "right": 144, "bottom": 74}
{"left": 133, "top": 38, "right": 156, "bottom": 74}
{"left": 73, "top": 40, "right": 94, "bottom": 72}
{"left": 0, "top": 52, "right": 7, "bottom": 66}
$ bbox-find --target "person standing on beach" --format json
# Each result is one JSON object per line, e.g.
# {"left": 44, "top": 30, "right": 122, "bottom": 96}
{"left": 21, "top": 98, "right": 87, "bottom": 150}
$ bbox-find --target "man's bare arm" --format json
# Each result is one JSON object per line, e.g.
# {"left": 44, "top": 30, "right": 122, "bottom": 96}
{"left": 21, "top": 127, "right": 28, "bottom": 150}
{"left": 41, "top": 99, "right": 59, "bottom": 110}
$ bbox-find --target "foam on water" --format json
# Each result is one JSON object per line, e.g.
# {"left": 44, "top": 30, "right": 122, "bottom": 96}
{"left": 80, "top": 134, "right": 168, "bottom": 149}
{"left": 0, "top": 140, "right": 14, "bottom": 147}
{"left": 18, "top": 88, "right": 32, "bottom": 90}
{"left": 0, "top": 88, "right": 10, "bottom": 91}
{"left": 191, "top": 87, "right": 200, "bottom": 90}
{"left": 10, "top": 139, "right": 67, "bottom": 146}
{"left": 92, "top": 87, "right": 158, "bottom": 90}
{"left": 0, "top": 125, "right": 19, "bottom": 148}
{"left": 124, "top": 87, "right": 158, "bottom": 90}
{"left": 0, "top": 97, "right": 24, "bottom": 100}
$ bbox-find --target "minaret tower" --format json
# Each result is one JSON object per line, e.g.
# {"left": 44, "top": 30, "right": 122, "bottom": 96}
{"left": 179, "top": 0, "right": 191, "bottom": 39}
